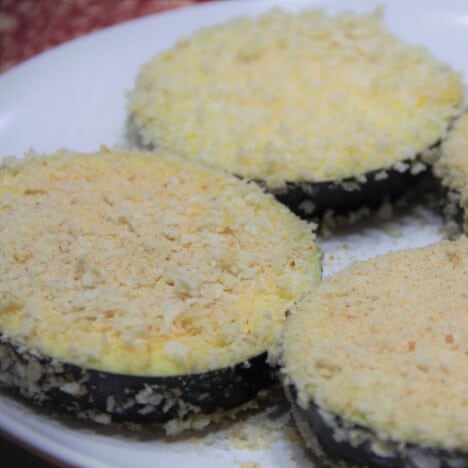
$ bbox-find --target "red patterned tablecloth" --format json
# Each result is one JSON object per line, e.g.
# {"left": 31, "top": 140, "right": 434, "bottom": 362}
{"left": 0, "top": 0, "right": 211, "bottom": 74}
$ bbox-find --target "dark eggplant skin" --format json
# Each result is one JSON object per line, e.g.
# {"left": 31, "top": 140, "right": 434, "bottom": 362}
{"left": 284, "top": 385, "right": 468, "bottom": 468}
{"left": 0, "top": 333, "right": 275, "bottom": 424}
{"left": 271, "top": 159, "right": 431, "bottom": 222}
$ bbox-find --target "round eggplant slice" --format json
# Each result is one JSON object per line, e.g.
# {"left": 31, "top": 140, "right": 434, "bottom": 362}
{"left": 434, "top": 112, "right": 468, "bottom": 236}
{"left": 0, "top": 148, "right": 322, "bottom": 426}
{"left": 0, "top": 334, "right": 274, "bottom": 424}
{"left": 127, "top": 8, "right": 464, "bottom": 223}
{"left": 279, "top": 239, "right": 468, "bottom": 466}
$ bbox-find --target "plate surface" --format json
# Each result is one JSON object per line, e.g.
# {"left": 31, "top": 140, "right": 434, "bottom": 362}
{"left": 0, "top": 0, "right": 467, "bottom": 466}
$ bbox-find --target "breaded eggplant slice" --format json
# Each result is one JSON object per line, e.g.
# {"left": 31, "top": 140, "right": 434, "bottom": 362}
{"left": 434, "top": 112, "right": 468, "bottom": 237}
{"left": 0, "top": 148, "right": 321, "bottom": 427}
{"left": 127, "top": 8, "right": 465, "bottom": 223}
{"left": 279, "top": 239, "right": 468, "bottom": 467}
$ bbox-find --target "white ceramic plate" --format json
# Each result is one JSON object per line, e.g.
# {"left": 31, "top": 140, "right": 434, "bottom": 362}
{"left": 0, "top": 0, "right": 466, "bottom": 466}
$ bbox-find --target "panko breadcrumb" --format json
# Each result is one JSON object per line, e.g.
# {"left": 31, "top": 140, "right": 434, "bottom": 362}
{"left": 281, "top": 238, "right": 468, "bottom": 454}
{"left": 128, "top": 8, "right": 465, "bottom": 189}
{"left": 0, "top": 148, "right": 321, "bottom": 377}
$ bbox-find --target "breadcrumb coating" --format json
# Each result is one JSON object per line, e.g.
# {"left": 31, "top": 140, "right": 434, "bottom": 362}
{"left": 0, "top": 148, "right": 321, "bottom": 376}
{"left": 282, "top": 238, "right": 468, "bottom": 451}
{"left": 128, "top": 8, "right": 465, "bottom": 188}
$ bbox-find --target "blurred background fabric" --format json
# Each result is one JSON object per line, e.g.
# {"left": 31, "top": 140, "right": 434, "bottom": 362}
{"left": 0, "top": 0, "right": 211, "bottom": 73}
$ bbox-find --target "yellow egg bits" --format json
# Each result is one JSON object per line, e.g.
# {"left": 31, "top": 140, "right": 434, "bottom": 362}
{"left": 281, "top": 238, "right": 468, "bottom": 452}
{"left": 128, "top": 8, "right": 465, "bottom": 189}
{"left": 0, "top": 148, "right": 321, "bottom": 377}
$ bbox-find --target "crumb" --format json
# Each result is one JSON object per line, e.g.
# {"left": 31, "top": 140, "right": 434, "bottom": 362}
{"left": 239, "top": 462, "right": 261, "bottom": 468}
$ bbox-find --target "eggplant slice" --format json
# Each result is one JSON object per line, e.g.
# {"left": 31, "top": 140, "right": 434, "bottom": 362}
{"left": 127, "top": 8, "right": 465, "bottom": 225}
{"left": 278, "top": 239, "right": 468, "bottom": 467}
{"left": 434, "top": 112, "right": 468, "bottom": 237}
{"left": 0, "top": 148, "right": 321, "bottom": 427}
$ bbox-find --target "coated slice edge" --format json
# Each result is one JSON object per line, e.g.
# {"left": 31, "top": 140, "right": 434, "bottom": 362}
{"left": 284, "top": 384, "right": 468, "bottom": 468}
{"left": 270, "top": 154, "right": 432, "bottom": 223}
{"left": 0, "top": 333, "right": 275, "bottom": 426}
